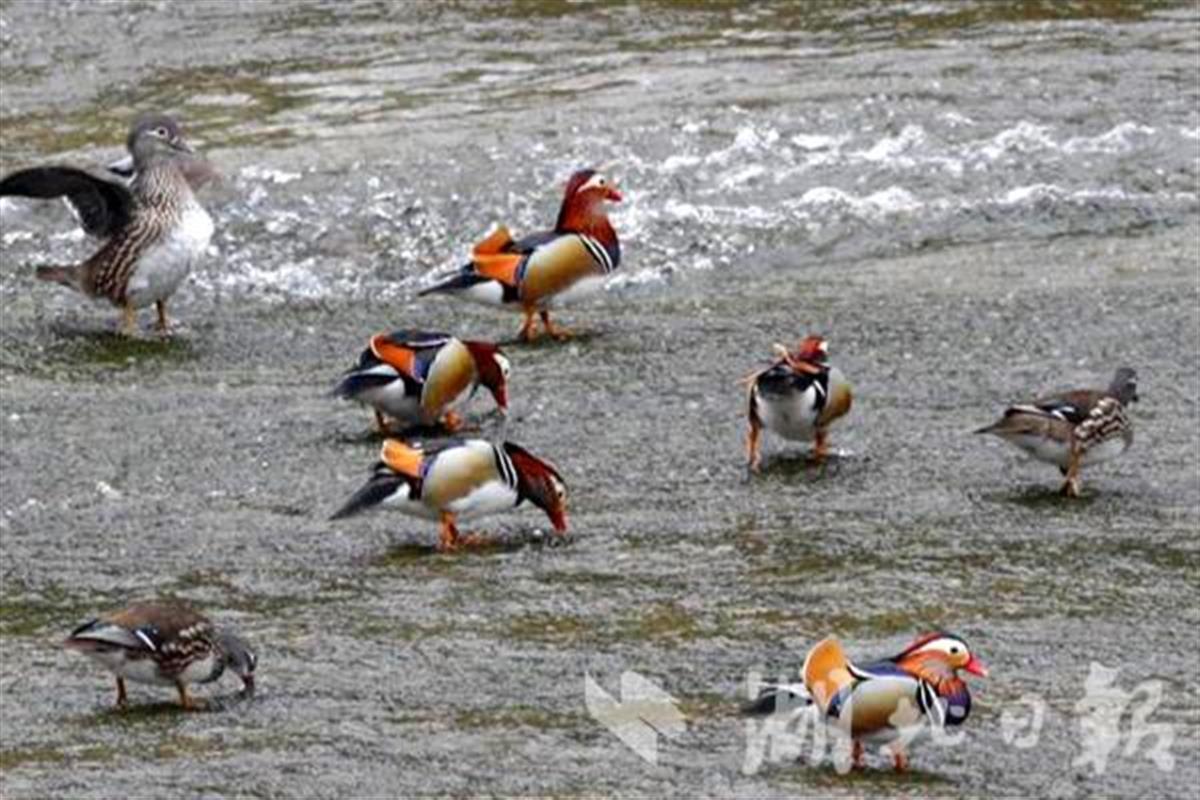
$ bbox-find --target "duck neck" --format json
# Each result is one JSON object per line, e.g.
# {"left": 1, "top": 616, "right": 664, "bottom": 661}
{"left": 556, "top": 201, "right": 617, "bottom": 247}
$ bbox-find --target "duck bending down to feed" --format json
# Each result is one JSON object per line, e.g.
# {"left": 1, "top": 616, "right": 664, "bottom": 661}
{"left": 333, "top": 329, "right": 510, "bottom": 433}
{"left": 976, "top": 367, "right": 1137, "bottom": 496}
{"left": 331, "top": 438, "right": 568, "bottom": 552}
{"left": 64, "top": 602, "right": 255, "bottom": 710}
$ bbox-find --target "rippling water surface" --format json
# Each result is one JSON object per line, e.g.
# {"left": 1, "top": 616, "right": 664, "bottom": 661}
{"left": 1, "top": 1, "right": 1197, "bottom": 798}
{"left": 3, "top": 1, "right": 1197, "bottom": 305}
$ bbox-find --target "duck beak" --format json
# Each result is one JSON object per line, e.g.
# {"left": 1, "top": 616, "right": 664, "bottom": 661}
{"left": 241, "top": 674, "right": 256, "bottom": 695}
{"left": 605, "top": 186, "right": 623, "bottom": 203}
{"left": 548, "top": 508, "right": 569, "bottom": 534}
{"left": 495, "top": 387, "right": 509, "bottom": 415}
{"left": 964, "top": 655, "right": 988, "bottom": 678}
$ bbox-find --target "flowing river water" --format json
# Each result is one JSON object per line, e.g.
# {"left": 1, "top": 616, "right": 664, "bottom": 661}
{"left": 0, "top": 1, "right": 1197, "bottom": 797}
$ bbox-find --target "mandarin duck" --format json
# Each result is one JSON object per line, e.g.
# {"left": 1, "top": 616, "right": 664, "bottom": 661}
{"left": 418, "top": 168, "right": 622, "bottom": 341}
{"left": 333, "top": 329, "right": 510, "bottom": 433}
{"left": 64, "top": 602, "right": 255, "bottom": 710}
{"left": 331, "top": 438, "right": 568, "bottom": 551}
{"left": 975, "top": 367, "right": 1137, "bottom": 496}
{"left": 745, "top": 633, "right": 987, "bottom": 772}
{"left": 0, "top": 113, "right": 216, "bottom": 335}
{"left": 744, "top": 335, "right": 853, "bottom": 472}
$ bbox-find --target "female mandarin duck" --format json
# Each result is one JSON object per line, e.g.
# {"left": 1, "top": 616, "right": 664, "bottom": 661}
{"left": 976, "top": 367, "right": 1137, "bottom": 496}
{"left": 333, "top": 329, "right": 510, "bottom": 433}
{"left": 418, "top": 168, "right": 622, "bottom": 341}
{"left": 64, "top": 602, "right": 256, "bottom": 710}
{"left": 331, "top": 438, "right": 568, "bottom": 551}
{"left": 0, "top": 113, "right": 216, "bottom": 335}
{"left": 744, "top": 335, "right": 853, "bottom": 472}
{"left": 745, "top": 633, "right": 987, "bottom": 772}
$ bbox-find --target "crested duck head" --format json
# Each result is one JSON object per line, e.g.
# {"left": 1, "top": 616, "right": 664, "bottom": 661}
{"left": 555, "top": 168, "right": 622, "bottom": 236}
{"left": 794, "top": 335, "right": 829, "bottom": 365}
{"left": 894, "top": 632, "right": 988, "bottom": 678}
{"left": 464, "top": 340, "right": 511, "bottom": 413}
{"left": 503, "top": 442, "right": 568, "bottom": 533}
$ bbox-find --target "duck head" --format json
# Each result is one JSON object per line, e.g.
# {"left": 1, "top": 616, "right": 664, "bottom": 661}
{"left": 895, "top": 632, "right": 988, "bottom": 678}
{"left": 465, "top": 341, "right": 511, "bottom": 414}
{"left": 555, "top": 168, "right": 622, "bottom": 235}
{"left": 128, "top": 113, "right": 193, "bottom": 163}
{"left": 217, "top": 629, "right": 257, "bottom": 694}
{"left": 503, "top": 442, "right": 568, "bottom": 533}
{"left": 795, "top": 335, "right": 829, "bottom": 364}
{"left": 1107, "top": 367, "right": 1138, "bottom": 405}
{"left": 774, "top": 334, "right": 829, "bottom": 374}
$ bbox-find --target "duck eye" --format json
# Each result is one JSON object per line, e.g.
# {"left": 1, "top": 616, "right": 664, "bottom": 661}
{"left": 154, "top": 127, "right": 168, "bottom": 137}
{"left": 950, "top": 646, "right": 960, "bottom": 654}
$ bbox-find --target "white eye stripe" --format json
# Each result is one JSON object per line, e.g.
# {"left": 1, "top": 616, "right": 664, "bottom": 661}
{"left": 915, "top": 636, "right": 969, "bottom": 657}
{"left": 578, "top": 173, "right": 609, "bottom": 193}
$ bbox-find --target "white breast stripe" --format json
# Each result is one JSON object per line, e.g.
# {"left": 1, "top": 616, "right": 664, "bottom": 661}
{"left": 578, "top": 234, "right": 614, "bottom": 274}
{"left": 920, "top": 681, "right": 946, "bottom": 727}
{"left": 494, "top": 446, "right": 518, "bottom": 490}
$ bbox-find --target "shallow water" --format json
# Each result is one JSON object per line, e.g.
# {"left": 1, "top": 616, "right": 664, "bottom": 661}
{"left": 1, "top": 1, "right": 1198, "bottom": 797}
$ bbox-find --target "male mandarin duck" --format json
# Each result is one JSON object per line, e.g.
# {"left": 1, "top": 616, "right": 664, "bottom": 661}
{"left": 0, "top": 113, "right": 217, "bottom": 335}
{"left": 976, "top": 367, "right": 1137, "bottom": 496}
{"left": 331, "top": 438, "right": 568, "bottom": 551}
{"left": 744, "top": 335, "right": 853, "bottom": 472}
{"left": 418, "top": 168, "right": 622, "bottom": 341}
{"left": 333, "top": 329, "right": 510, "bottom": 433}
{"left": 745, "top": 633, "right": 987, "bottom": 772}
{"left": 64, "top": 602, "right": 256, "bottom": 710}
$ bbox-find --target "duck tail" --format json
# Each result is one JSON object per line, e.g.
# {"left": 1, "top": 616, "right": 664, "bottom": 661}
{"left": 741, "top": 683, "right": 813, "bottom": 716}
{"left": 330, "top": 368, "right": 393, "bottom": 400}
{"left": 330, "top": 473, "right": 398, "bottom": 520}
{"left": 35, "top": 264, "right": 81, "bottom": 290}
{"left": 416, "top": 267, "right": 484, "bottom": 297}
